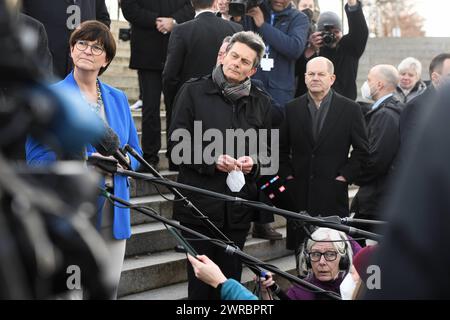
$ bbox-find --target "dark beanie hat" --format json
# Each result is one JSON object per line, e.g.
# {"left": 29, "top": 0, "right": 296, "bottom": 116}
{"left": 317, "top": 11, "right": 342, "bottom": 31}
{"left": 353, "top": 245, "right": 378, "bottom": 283}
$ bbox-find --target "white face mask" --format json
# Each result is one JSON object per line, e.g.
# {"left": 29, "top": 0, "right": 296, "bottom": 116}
{"left": 226, "top": 170, "right": 246, "bottom": 192}
{"left": 360, "top": 81, "right": 374, "bottom": 101}
{"left": 339, "top": 272, "right": 357, "bottom": 300}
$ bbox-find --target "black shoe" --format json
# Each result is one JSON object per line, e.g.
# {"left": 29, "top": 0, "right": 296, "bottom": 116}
{"left": 174, "top": 245, "right": 187, "bottom": 253}
{"left": 252, "top": 223, "right": 283, "bottom": 240}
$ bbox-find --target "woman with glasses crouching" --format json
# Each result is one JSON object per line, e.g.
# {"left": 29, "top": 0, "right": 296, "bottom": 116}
{"left": 284, "top": 227, "right": 360, "bottom": 300}
{"left": 26, "top": 20, "right": 142, "bottom": 299}
{"left": 188, "top": 227, "right": 361, "bottom": 300}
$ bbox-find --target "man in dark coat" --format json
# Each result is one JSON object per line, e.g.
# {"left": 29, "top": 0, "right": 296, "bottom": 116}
{"left": 22, "top": 0, "right": 111, "bottom": 79}
{"left": 279, "top": 56, "right": 368, "bottom": 251}
{"left": 18, "top": 13, "right": 53, "bottom": 79}
{"left": 168, "top": 31, "right": 272, "bottom": 299}
{"left": 162, "top": 0, "right": 242, "bottom": 142}
{"left": 1, "top": 12, "right": 53, "bottom": 161}
{"left": 297, "top": 0, "right": 368, "bottom": 100}
{"left": 351, "top": 65, "right": 403, "bottom": 232}
{"left": 121, "top": 0, "right": 194, "bottom": 168}
{"left": 365, "top": 82, "right": 450, "bottom": 299}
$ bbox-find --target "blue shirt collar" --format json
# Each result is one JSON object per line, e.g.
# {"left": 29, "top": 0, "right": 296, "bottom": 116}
{"left": 371, "top": 93, "right": 393, "bottom": 110}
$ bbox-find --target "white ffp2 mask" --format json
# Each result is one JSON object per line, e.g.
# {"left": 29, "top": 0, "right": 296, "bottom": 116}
{"left": 226, "top": 170, "right": 245, "bottom": 192}
{"left": 361, "top": 81, "right": 373, "bottom": 101}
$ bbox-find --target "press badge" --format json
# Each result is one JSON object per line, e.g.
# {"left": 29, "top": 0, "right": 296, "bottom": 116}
{"left": 261, "top": 56, "right": 274, "bottom": 72}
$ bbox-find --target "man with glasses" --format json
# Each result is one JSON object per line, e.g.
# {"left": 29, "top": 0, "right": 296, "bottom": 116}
{"left": 279, "top": 56, "right": 368, "bottom": 254}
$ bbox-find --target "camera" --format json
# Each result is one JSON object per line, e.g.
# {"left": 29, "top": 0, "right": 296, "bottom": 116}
{"left": 118, "top": 28, "right": 131, "bottom": 41}
{"left": 321, "top": 25, "right": 336, "bottom": 48}
{"left": 229, "top": 0, "right": 264, "bottom": 17}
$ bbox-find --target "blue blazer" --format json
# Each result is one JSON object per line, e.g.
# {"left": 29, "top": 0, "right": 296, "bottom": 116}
{"left": 26, "top": 72, "right": 142, "bottom": 239}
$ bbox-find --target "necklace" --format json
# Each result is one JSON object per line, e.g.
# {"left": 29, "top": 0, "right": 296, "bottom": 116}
{"left": 83, "top": 80, "right": 103, "bottom": 115}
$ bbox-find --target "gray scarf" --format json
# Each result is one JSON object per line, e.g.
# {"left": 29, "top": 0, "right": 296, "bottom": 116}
{"left": 212, "top": 64, "right": 251, "bottom": 103}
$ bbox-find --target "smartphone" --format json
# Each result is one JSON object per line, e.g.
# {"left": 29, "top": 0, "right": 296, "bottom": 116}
{"left": 167, "top": 227, "right": 198, "bottom": 257}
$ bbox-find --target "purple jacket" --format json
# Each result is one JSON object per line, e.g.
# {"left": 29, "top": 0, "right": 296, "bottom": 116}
{"left": 287, "top": 274, "right": 343, "bottom": 300}
{"left": 286, "top": 239, "right": 362, "bottom": 300}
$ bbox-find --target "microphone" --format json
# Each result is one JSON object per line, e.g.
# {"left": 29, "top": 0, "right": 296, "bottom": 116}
{"left": 260, "top": 271, "right": 291, "bottom": 300}
{"left": 93, "top": 126, "right": 131, "bottom": 170}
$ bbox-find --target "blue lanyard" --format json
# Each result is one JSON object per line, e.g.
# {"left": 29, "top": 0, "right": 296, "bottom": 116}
{"left": 264, "top": 13, "right": 275, "bottom": 57}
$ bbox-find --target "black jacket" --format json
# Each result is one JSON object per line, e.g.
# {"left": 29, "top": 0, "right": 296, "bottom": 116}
{"left": 365, "top": 83, "right": 450, "bottom": 299}
{"left": 399, "top": 85, "right": 436, "bottom": 154}
{"left": 351, "top": 95, "right": 403, "bottom": 221}
{"left": 22, "top": 0, "right": 110, "bottom": 79}
{"left": 280, "top": 91, "right": 369, "bottom": 215}
{"left": 302, "top": 2, "right": 368, "bottom": 100}
{"left": 162, "top": 12, "right": 243, "bottom": 109}
{"left": 121, "top": 0, "right": 194, "bottom": 70}
{"left": 19, "top": 13, "right": 53, "bottom": 79}
{"left": 168, "top": 76, "right": 272, "bottom": 229}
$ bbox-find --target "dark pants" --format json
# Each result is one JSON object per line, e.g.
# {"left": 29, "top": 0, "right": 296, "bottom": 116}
{"left": 181, "top": 223, "right": 249, "bottom": 300}
{"left": 138, "top": 69, "right": 171, "bottom": 164}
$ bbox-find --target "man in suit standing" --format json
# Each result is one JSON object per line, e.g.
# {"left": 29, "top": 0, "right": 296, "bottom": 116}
{"left": 121, "top": 0, "right": 194, "bottom": 169}
{"left": 163, "top": 0, "right": 243, "bottom": 159}
{"left": 22, "top": 0, "right": 111, "bottom": 79}
{"left": 280, "top": 56, "right": 368, "bottom": 253}
{"left": 168, "top": 31, "right": 271, "bottom": 300}
{"left": 351, "top": 65, "right": 403, "bottom": 234}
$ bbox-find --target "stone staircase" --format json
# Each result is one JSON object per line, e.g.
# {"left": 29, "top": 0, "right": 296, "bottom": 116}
{"left": 100, "top": 21, "right": 358, "bottom": 300}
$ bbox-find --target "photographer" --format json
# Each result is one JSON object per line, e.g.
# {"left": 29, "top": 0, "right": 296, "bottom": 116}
{"left": 303, "top": 0, "right": 368, "bottom": 100}
{"left": 294, "top": 0, "right": 319, "bottom": 97}
{"left": 240, "top": 0, "right": 309, "bottom": 108}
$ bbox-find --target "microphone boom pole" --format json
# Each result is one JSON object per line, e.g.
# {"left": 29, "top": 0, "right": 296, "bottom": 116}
{"left": 116, "top": 168, "right": 382, "bottom": 242}
{"left": 102, "top": 189, "right": 341, "bottom": 300}
{"left": 124, "top": 145, "right": 234, "bottom": 246}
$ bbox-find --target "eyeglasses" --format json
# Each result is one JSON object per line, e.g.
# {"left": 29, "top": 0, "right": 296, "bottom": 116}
{"left": 308, "top": 251, "right": 338, "bottom": 262}
{"left": 75, "top": 40, "right": 104, "bottom": 56}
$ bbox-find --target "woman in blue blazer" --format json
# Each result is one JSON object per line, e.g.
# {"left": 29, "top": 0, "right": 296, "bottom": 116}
{"left": 26, "top": 21, "right": 142, "bottom": 299}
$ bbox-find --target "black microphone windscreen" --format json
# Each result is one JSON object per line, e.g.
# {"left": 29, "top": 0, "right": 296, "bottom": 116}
{"left": 93, "top": 126, "right": 120, "bottom": 156}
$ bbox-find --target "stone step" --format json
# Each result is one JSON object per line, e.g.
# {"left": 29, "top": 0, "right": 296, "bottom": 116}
{"left": 130, "top": 193, "right": 174, "bottom": 226}
{"left": 125, "top": 221, "right": 179, "bottom": 257}
{"left": 121, "top": 87, "right": 141, "bottom": 104}
{"left": 132, "top": 111, "right": 167, "bottom": 133}
{"left": 109, "top": 56, "right": 131, "bottom": 67}
{"left": 137, "top": 130, "right": 167, "bottom": 150}
{"left": 103, "top": 64, "right": 137, "bottom": 77}
{"left": 101, "top": 75, "right": 139, "bottom": 89}
{"left": 125, "top": 213, "right": 287, "bottom": 258}
{"left": 118, "top": 227, "right": 289, "bottom": 297}
{"left": 115, "top": 46, "right": 132, "bottom": 59}
{"left": 129, "top": 167, "right": 176, "bottom": 197}
{"left": 120, "top": 254, "right": 296, "bottom": 300}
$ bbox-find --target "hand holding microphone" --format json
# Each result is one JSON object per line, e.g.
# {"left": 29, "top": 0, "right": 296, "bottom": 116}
{"left": 257, "top": 271, "right": 291, "bottom": 300}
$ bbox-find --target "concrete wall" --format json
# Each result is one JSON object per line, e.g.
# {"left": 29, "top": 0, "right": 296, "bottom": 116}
{"left": 356, "top": 37, "right": 450, "bottom": 97}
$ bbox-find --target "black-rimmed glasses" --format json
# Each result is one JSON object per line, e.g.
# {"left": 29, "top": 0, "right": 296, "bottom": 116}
{"left": 308, "top": 251, "right": 338, "bottom": 262}
{"left": 75, "top": 40, "right": 104, "bottom": 56}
